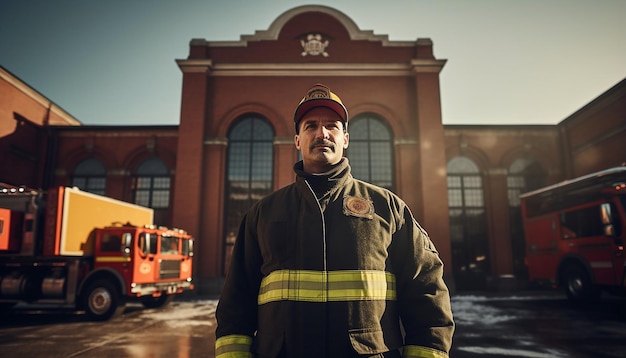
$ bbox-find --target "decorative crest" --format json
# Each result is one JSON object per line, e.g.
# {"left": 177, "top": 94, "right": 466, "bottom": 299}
{"left": 301, "top": 34, "right": 329, "bottom": 57}
{"left": 343, "top": 196, "right": 374, "bottom": 220}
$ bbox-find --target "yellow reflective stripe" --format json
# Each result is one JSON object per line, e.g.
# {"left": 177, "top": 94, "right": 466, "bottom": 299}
{"left": 215, "top": 335, "right": 253, "bottom": 358}
{"left": 258, "top": 269, "right": 396, "bottom": 304}
{"left": 95, "top": 257, "right": 131, "bottom": 263}
{"left": 403, "top": 345, "right": 448, "bottom": 358}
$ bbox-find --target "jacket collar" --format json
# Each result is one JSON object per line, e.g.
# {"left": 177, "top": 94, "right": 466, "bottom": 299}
{"left": 294, "top": 158, "right": 351, "bottom": 198}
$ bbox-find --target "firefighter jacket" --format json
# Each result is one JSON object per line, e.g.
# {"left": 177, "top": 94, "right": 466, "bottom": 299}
{"left": 215, "top": 158, "right": 454, "bottom": 358}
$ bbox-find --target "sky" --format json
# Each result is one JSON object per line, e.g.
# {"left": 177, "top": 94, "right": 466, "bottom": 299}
{"left": 1, "top": 0, "right": 625, "bottom": 126}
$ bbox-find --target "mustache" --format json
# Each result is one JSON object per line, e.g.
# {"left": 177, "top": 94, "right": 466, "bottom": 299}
{"left": 310, "top": 139, "right": 335, "bottom": 150}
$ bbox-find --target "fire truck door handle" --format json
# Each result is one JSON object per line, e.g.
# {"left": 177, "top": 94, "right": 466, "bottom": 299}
{"left": 148, "top": 257, "right": 155, "bottom": 261}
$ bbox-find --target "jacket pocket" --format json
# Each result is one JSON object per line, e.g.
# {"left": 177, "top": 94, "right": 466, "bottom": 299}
{"left": 348, "top": 327, "right": 401, "bottom": 355}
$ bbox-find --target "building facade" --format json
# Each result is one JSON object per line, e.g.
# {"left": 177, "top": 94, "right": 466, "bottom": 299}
{"left": 173, "top": 5, "right": 453, "bottom": 291}
{"left": 1, "top": 5, "right": 625, "bottom": 293}
{"left": 0, "top": 66, "right": 81, "bottom": 188}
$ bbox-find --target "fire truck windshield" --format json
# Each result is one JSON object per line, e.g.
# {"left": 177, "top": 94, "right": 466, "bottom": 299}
{"left": 161, "top": 236, "right": 180, "bottom": 255}
{"left": 139, "top": 233, "right": 158, "bottom": 255}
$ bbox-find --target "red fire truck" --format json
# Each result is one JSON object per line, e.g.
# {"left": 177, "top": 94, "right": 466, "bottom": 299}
{"left": 0, "top": 184, "right": 194, "bottom": 320}
{"left": 520, "top": 166, "right": 626, "bottom": 302}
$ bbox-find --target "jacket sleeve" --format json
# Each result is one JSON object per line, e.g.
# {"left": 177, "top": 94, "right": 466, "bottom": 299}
{"left": 215, "top": 212, "right": 263, "bottom": 358}
{"left": 391, "top": 206, "right": 455, "bottom": 358}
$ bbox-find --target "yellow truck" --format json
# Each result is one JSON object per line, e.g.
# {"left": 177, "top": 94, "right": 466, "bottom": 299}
{"left": 0, "top": 184, "right": 194, "bottom": 320}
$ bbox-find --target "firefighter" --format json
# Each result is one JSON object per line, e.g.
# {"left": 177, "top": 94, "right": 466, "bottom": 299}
{"left": 215, "top": 84, "right": 454, "bottom": 357}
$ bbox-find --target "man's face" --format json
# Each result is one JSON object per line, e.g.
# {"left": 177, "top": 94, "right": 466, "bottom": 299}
{"left": 294, "top": 107, "right": 349, "bottom": 174}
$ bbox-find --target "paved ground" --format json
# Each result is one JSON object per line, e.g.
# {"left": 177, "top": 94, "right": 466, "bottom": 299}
{"left": 1, "top": 289, "right": 625, "bottom": 357}
{"left": 450, "top": 291, "right": 626, "bottom": 357}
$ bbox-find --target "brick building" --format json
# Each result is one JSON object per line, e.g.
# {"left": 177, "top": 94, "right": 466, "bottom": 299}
{"left": 1, "top": 5, "right": 625, "bottom": 293}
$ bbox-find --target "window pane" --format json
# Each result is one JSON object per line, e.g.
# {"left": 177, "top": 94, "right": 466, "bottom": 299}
{"left": 349, "top": 120, "right": 368, "bottom": 139}
{"left": 88, "top": 177, "right": 106, "bottom": 190}
{"left": 136, "top": 157, "right": 168, "bottom": 175}
{"left": 71, "top": 158, "right": 107, "bottom": 195}
{"left": 73, "top": 158, "right": 106, "bottom": 175}
{"left": 346, "top": 115, "right": 394, "bottom": 190}
{"left": 448, "top": 188, "right": 463, "bottom": 207}
{"left": 151, "top": 190, "right": 170, "bottom": 208}
{"left": 508, "top": 188, "right": 522, "bottom": 207}
{"left": 228, "top": 142, "right": 251, "bottom": 180}
{"left": 230, "top": 119, "right": 252, "bottom": 140}
{"left": 509, "top": 157, "right": 534, "bottom": 174}
{"left": 251, "top": 142, "right": 273, "bottom": 181}
{"left": 132, "top": 158, "right": 171, "bottom": 210}
{"left": 255, "top": 120, "right": 274, "bottom": 140}
{"left": 135, "top": 191, "right": 150, "bottom": 207}
{"left": 72, "top": 177, "right": 86, "bottom": 188}
{"left": 447, "top": 156, "right": 479, "bottom": 174}
{"left": 449, "top": 208, "right": 464, "bottom": 218}
{"left": 370, "top": 142, "right": 392, "bottom": 183}
{"left": 349, "top": 142, "right": 369, "bottom": 179}
{"left": 464, "top": 188, "right": 484, "bottom": 207}
{"left": 368, "top": 120, "right": 391, "bottom": 140}
{"left": 447, "top": 176, "right": 461, "bottom": 187}
{"left": 224, "top": 116, "right": 274, "bottom": 275}
{"left": 446, "top": 156, "right": 488, "bottom": 289}
{"left": 463, "top": 176, "right": 482, "bottom": 188}
{"left": 153, "top": 177, "right": 170, "bottom": 189}
{"left": 136, "top": 177, "right": 151, "bottom": 188}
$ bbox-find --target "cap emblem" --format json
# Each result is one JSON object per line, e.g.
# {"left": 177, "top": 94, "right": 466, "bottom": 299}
{"left": 307, "top": 87, "right": 330, "bottom": 100}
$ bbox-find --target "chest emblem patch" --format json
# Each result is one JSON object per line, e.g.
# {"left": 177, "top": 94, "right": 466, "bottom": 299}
{"left": 343, "top": 195, "right": 374, "bottom": 219}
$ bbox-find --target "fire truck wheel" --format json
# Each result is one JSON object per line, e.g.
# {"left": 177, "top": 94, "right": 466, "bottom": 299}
{"left": 82, "top": 280, "right": 126, "bottom": 321}
{"left": 563, "top": 264, "right": 601, "bottom": 303}
{"left": 141, "top": 293, "right": 174, "bottom": 309}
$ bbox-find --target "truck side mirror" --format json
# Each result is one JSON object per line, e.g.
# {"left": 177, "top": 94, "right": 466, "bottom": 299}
{"left": 122, "top": 233, "right": 132, "bottom": 256}
{"left": 600, "top": 203, "right": 613, "bottom": 225}
{"left": 600, "top": 203, "right": 616, "bottom": 237}
{"left": 183, "top": 239, "right": 194, "bottom": 257}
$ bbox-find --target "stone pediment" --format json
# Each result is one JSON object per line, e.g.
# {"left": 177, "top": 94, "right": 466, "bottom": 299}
{"left": 196, "top": 5, "right": 412, "bottom": 48}
{"left": 179, "top": 5, "right": 444, "bottom": 74}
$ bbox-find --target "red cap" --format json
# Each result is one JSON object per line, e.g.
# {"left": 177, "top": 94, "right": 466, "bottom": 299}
{"left": 293, "top": 84, "right": 348, "bottom": 133}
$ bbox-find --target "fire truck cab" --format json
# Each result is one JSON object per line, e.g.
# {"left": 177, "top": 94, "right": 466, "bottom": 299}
{"left": 81, "top": 224, "right": 194, "bottom": 320}
{"left": 520, "top": 167, "right": 626, "bottom": 302}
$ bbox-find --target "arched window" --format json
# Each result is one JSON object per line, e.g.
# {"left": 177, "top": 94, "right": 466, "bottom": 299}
{"left": 71, "top": 158, "right": 106, "bottom": 195}
{"left": 507, "top": 158, "right": 545, "bottom": 206}
{"left": 447, "top": 156, "right": 489, "bottom": 290}
{"left": 346, "top": 115, "right": 394, "bottom": 190}
{"left": 223, "top": 116, "right": 274, "bottom": 273}
{"left": 133, "top": 157, "right": 170, "bottom": 209}
{"left": 507, "top": 157, "right": 546, "bottom": 280}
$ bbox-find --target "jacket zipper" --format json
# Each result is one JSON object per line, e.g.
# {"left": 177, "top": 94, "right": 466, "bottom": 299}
{"left": 304, "top": 180, "right": 328, "bottom": 273}
{"left": 304, "top": 179, "right": 329, "bottom": 357}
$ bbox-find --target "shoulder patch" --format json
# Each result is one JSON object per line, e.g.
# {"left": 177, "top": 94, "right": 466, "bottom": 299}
{"left": 343, "top": 195, "right": 374, "bottom": 219}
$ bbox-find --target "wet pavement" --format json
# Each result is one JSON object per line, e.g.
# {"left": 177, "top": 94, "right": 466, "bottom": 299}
{"left": 450, "top": 291, "right": 626, "bottom": 357}
{"left": 0, "top": 297, "right": 219, "bottom": 357}
{"left": 1, "top": 290, "right": 625, "bottom": 357}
